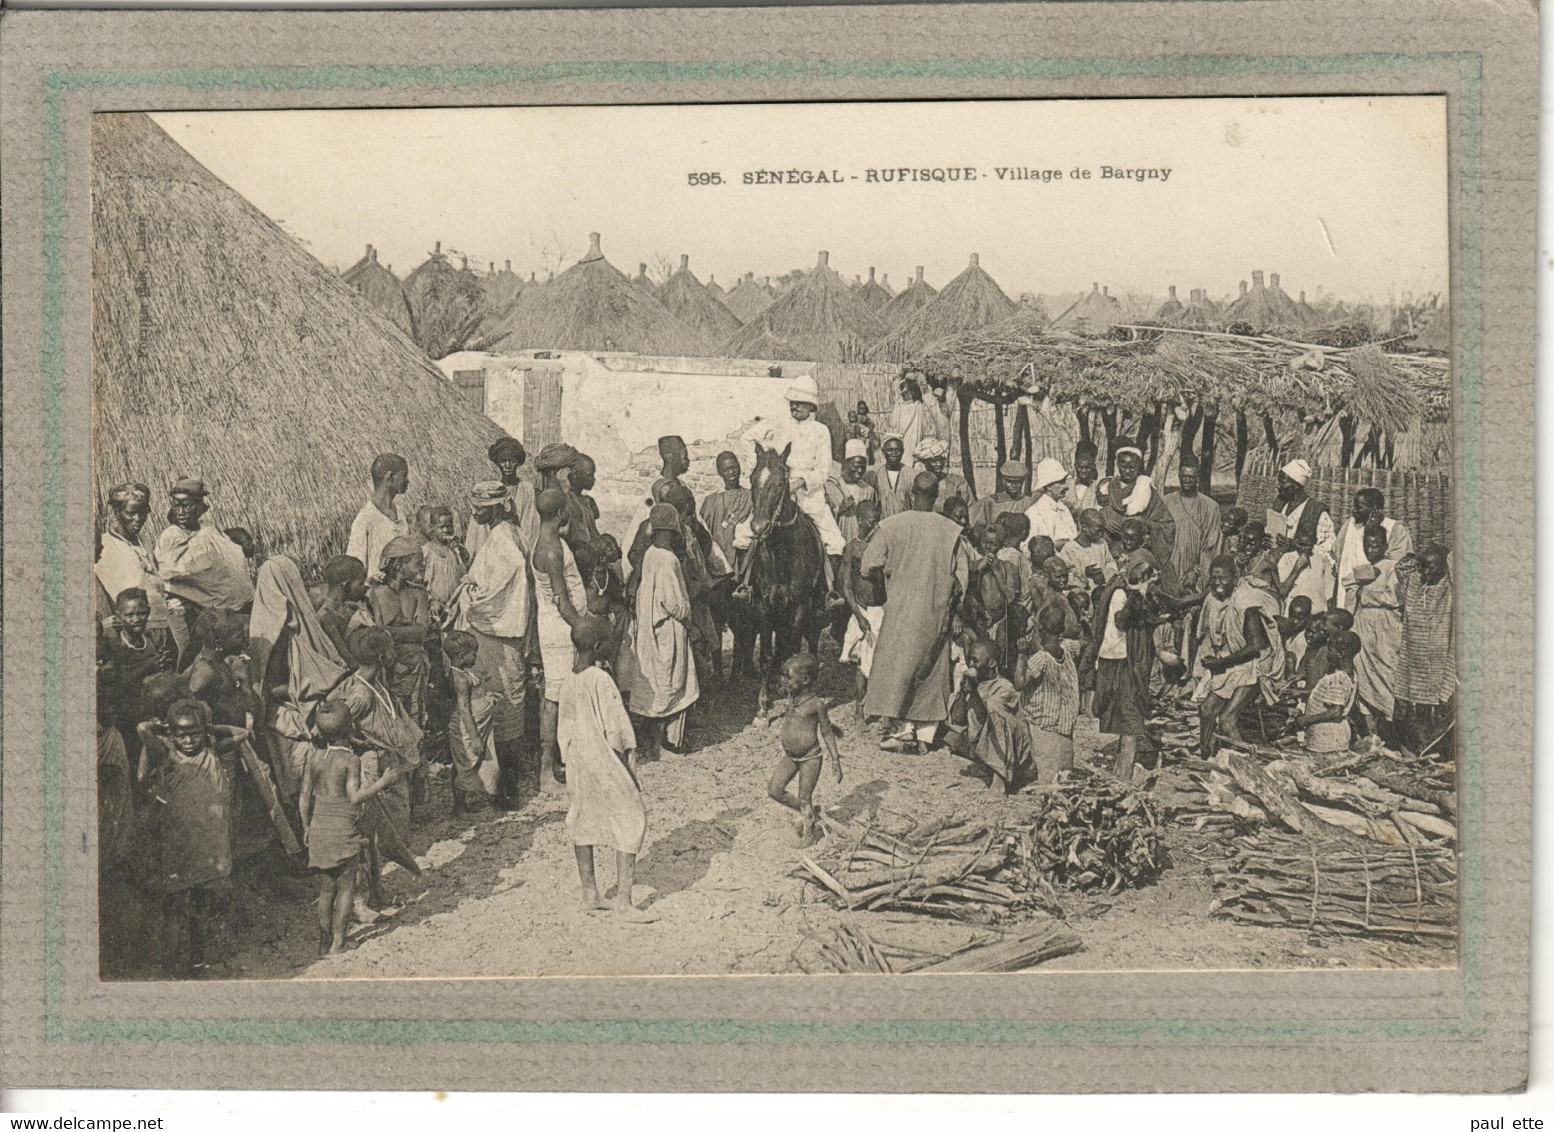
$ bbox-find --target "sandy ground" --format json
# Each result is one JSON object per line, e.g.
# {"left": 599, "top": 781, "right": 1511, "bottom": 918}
{"left": 211, "top": 645, "right": 1454, "bottom": 982}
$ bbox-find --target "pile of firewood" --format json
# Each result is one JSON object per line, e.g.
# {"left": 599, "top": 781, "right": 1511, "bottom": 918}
{"left": 1209, "top": 831, "right": 1457, "bottom": 940}
{"left": 1009, "top": 773, "right": 1168, "bottom": 894}
{"left": 808, "top": 919, "right": 1083, "bottom": 974}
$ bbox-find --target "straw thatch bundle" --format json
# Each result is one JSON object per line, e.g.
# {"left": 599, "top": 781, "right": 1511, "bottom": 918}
{"left": 719, "top": 326, "right": 815, "bottom": 362}
{"left": 631, "top": 263, "right": 654, "bottom": 291}
{"left": 722, "top": 251, "right": 887, "bottom": 363}
{"left": 855, "top": 267, "right": 892, "bottom": 312}
{"left": 657, "top": 255, "right": 743, "bottom": 343}
{"left": 404, "top": 244, "right": 490, "bottom": 359}
{"left": 878, "top": 272, "right": 897, "bottom": 298}
{"left": 724, "top": 272, "right": 775, "bottom": 323}
{"left": 878, "top": 266, "right": 938, "bottom": 327}
{"left": 92, "top": 113, "right": 506, "bottom": 564}
{"left": 341, "top": 245, "right": 417, "bottom": 339}
{"left": 869, "top": 253, "right": 1016, "bottom": 362}
{"left": 1050, "top": 283, "right": 1125, "bottom": 335}
{"left": 484, "top": 234, "right": 714, "bottom": 355}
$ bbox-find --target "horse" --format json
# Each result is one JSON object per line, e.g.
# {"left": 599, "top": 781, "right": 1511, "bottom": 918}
{"left": 742, "top": 441, "right": 829, "bottom": 716}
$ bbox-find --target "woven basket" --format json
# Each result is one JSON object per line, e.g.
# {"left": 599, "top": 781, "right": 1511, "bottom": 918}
{"left": 1235, "top": 453, "right": 1453, "bottom": 551}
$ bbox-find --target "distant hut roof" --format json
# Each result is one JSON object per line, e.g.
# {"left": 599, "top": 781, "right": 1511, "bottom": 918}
{"left": 988, "top": 296, "right": 1050, "bottom": 337}
{"left": 705, "top": 274, "right": 727, "bottom": 300}
{"left": 1154, "top": 285, "right": 1186, "bottom": 325}
{"left": 632, "top": 262, "right": 654, "bottom": 291}
{"left": 404, "top": 243, "right": 490, "bottom": 359}
{"left": 92, "top": 112, "right": 505, "bottom": 564}
{"left": 1178, "top": 287, "right": 1222, "bottom": 329}
{"left": 656, "top": 254, "right": 743, "bottom": 342}
{"left": 341, "top": 244, "right": 417, "bottom": 339}
{"left": 724, "top": 272, "right": 775, "bottom": 323}
{"left": 717, "top": 325, "right": 815, "bottom": 362}
{"left": 878, "top": 272, "right": 897, "bottom": 298}
{"left": 879, "top": 265, "right": 939, "bottom": 326}
{"left": 1295, "top": 289, "right": 1321, "bottom": 327}
{"left": 869, "top": 253, "right": 1016, "bottom": 361}
{"left": 484, "top": 233, "right": 714, "bottom": 355}
{"left": 476, "top": 259, "right": 525, "bottom": 339}
{"left": 1220, "top": 270, "right": 1306, "bottom": 333}
{"left": 855, "top": 266, "right": 892, "bottom": 312}
{"left": 722, "top": 251, "right": 888, "bottom": 363}
{"left": 1050, "top": 282, "right": 1125, "bottom": 335}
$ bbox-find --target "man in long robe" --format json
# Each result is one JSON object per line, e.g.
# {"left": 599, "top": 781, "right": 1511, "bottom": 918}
{"left": 864, "top": 435, "right": 913, "bottom": 519}
{"left": 1333, "top": 487, "right": 1415, "bottom": 611}
{"left": 888, "top": 375, "right": 950, "bottom": 464}
{"left": 825, "top": 440, "right": 879, "bottom": 544}
{"left": 628, "top": 504, "right": 699, "bottom": 756}
{"left": 915, "top": 438, "right": 970, "bottom": 518}
{"left": 465, "top": 437, "right": 540, "bottom": 561}
{"left": 862, "top": 471, "right": 971, "bottom": 755}
{"left": 1094, "top": 439, "right": 1177, "bottom": 593}
{"left": 967, "top": 461, "right": 1033, "bottom": 531}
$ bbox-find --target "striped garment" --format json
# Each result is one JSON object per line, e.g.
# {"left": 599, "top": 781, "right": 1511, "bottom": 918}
{"left": 1398, "top": 567, "right": 1455, "bottom": 705}
{"left": 1021, "top": 644, "right": 1080, "bottom": 738}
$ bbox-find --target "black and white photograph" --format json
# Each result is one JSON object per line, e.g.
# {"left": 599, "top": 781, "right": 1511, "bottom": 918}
{"left": 91, "top": 96, "right": 1458, "bottom": 983}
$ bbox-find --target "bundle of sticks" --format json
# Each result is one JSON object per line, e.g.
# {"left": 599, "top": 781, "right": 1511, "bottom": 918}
{"left": 810, "top": 919, "right": 1083, "bottom": 974}
{"left": 1209, "top": 832, "right": 1457, "bottom": 940}
{"left": 1007, "top": 774, "right": 1167, "bottom": 894}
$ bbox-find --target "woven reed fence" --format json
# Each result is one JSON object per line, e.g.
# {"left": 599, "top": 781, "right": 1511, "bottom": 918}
{"left": 1235, "top": 450, "right": 1454, "bottom": 551}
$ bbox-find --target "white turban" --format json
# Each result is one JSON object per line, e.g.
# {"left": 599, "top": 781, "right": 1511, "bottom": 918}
{"left": 1032, "top": 457, "right": 1067, "bottom": 493}
{"left": 844, "top": 438, "right": 868, "bottom": 461}
{"left": 1281, "top": 458, "right": 1313, "bottom": 486}
{"left": 915, "top": 437, "right": 950, "bottom": 461}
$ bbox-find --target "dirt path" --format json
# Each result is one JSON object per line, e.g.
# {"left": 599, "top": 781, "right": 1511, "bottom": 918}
{"left": 220, "top": 655, "right": 1453, "bottom": 981}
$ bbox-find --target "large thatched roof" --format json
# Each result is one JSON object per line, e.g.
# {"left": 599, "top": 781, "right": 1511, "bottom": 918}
{"left": 92, "top": 113, "right": 506, "bottom": 564}
{"left": 484, "top": 234, "right": 714, "bottom": 355}
{"left": 879, "top": 266, "right": 938, "bottom": 326}
{"left": 869, "top": 253, "right": 1015, "bottom": 362}
{"left": 404, "top": 244, "right": 490, "bottom": 359}
{"left": 1178, "top": 287, "right": 1223, "bottom": 329}
{"left": 722, "top": 251, "right": 887, "bottom": 362}
{"left": 656, "top": 255, "right": 743, "bottom": 343}
{"left": 1221, "top": 270, "right": 1308, "bottom": 332}
{"left": 855, "top": 267, "right": 892, "bottom": 311}
{"left": 1050, "top": 282, "right": 1125, "bottom": 335}
{"left": 723, "top": 272, "right": 775, "bottom": 323}
{"left": 341, "top": 244, "right": 417, "bottom": 339}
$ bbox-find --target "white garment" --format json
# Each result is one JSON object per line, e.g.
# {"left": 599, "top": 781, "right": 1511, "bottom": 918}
{"left": 1099, "top": 588, "right": 1130, "bottom": 660}
{"left": 458, "top": 522, "right": 530, "bottom": 638}
{"left": 1117, "top": 475, "right": 1155, "bottom": 516}
{"left": 744, "top": 416, "right": 845, "bottom": 555}
{"left": 1335, "top": 515, "right": 1409, "bottom": 608}
{"left": 347, "top": 500, "right": 410, "bottom": 582}
{"left": 1278, "top": 548, "right": 1334, "bottom": 614}
{"left": 1280, "top": 497, "right": 1337, "bottom": 560}
{"left": 1025, "top": 493, "right": 1079, "bottom": 546}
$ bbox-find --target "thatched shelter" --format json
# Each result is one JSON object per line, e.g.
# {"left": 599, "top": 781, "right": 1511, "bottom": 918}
{"left": 1154, "top": 285, "right": 1186, "bottom": 324}
{"left": 879, "top": 265, "right": 938, "bottom": 326}
{"left": 722, "top": 251, "right": 887, "bottom": 363}
{"left": 1178, "top": 288, "right": 1223, "bottom": 329}
{"left": 724, "top": 272, "right": 775, "bottom": 323}
{"left": 1049, "top": 283, "right": 1125, "bottom": 335}
{"left": 92, "top": 112, "right": 506, "bottom": 564}
{"left": 657, "top": 254, "right": 743, "bottom": 343}
{"left": 870, "top": 253, "right": 1016, "bottom": 362}
{"left": 718, "top": 326, "right": 815, "bottom": 362}
{"left": 404, "top": 243, "right": 490, "bottom": 359}
{"left": 878, "top": 272, "right": 897, "bottom": 298}
{"left": 1220, "top": 270, "right": 1307, "bottom": 333}
{"left": 1295, "top": 289, "right": 1321, "bottom": 327}
{"left": 341, "top": 244, "right": 417, "bottom": 339}
{"left": 484, "top": 233, "right": 714, "bottom": 355}
{"left": 855, "top": 267, "right": 892, "bottom": 312}
{"left": 475, "top": 259, "right": 525, "bottom": 340}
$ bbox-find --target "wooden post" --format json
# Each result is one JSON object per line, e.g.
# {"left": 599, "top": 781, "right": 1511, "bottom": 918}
{"left": 1262, "top": 413, "right": 1279, "bottom": 463}
{"left": 1100, "top": 409, "right": 1119, "bottom": 474}
{"left": 1234, "top": 409, "right": 1250, "bottom": 479}
{"left": 993, "top": 396, "right": 1007, "bottom": 470}
{"left": 1200, "top": 405, "right": 1220, "bottom": 494}
{"left": 958, "top": 385, "right": 978, "bottom": 499}
{"left": 1015, "top": 401, "right": 1033, "bottom": 494}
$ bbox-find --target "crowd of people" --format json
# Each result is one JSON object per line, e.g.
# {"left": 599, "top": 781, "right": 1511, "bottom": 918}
{"left": 93, "top": 373, "right": 1456, "bottom": 974}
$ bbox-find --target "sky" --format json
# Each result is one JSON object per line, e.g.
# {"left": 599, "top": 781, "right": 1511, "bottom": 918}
{"left": 152, "top": 97, "right": 1448, "bottom": 304}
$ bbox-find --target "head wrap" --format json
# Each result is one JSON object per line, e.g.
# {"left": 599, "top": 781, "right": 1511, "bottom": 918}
{"left": 470, "top": 481, "right": 509, "bottom": 508}
{"left": 487, "top": 437, "right": 526, "bottom": 464}
{"left": 1112, "top": 445, "right": 1144, "bottom": 462}
{"left": 534, "top": 443, "right": 580, "bottom": 473}
{"left": 998, "top": 460, "right": 1026, "bottom": 480}
{"left": 169, "top": 477, "right": 207, "bottom": 498}
{"left": 649, "top": 503, "right": 681, "bottom": 532}
{"left": 1281, "top": 458, "right": 1313, "bottom": 486}
{"left": 379, "top": 536, "right": 422, "bottom": 565}
{"left": 107, "top": 482, "right": 152, "bottom": 510}
{"left": 322, "top": 555, "right": 366, "bottom": 586}
{"left": 1032, "top": 457, "right": 1067, "bottom": 493}
{"left": 914, "top": 437, "right": 950, "bottom": 461}
{"left": 844, "top": 439, "right": 868, "bottom": 461}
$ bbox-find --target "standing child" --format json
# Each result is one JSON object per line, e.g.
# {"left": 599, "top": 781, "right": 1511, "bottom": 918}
{"left": 299, "top": 701, "right": 399, "bottom": 954}
{"left": 1058, "top": 508, "right": 1117, "bottom": 595}
{"left": 1291, "top": 630, "right": 1362, "bottom": 754}
{"left": 766, "top": 653, "right": 842, "bottom": 843}
{"left": 838, "top": 499, "right": 885, "bottom": 725}
{"left": 1014, "top": 603, "right": 1081, "bottom": 783}
{"left": 560, "top": 616, "right": 657, "bottom": 923}
{"left": 442, "top": 630, "right": 501, "bottom": 814}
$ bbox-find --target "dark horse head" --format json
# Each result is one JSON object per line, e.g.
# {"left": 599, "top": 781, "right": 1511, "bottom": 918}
{"left": 748, "top": 441, "right": 795, "bottom": 540}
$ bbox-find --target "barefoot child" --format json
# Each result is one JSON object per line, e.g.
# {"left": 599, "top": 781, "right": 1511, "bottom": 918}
{"left": 766, "top": 653, "right": 842, "bottom": 842}
{"left": 443, "top": 630, "right": 500, "bottom": 814}
{"left": 299, "top": 701, "right": 399, "bottom": 954}
{"left": 561, "top": 616, "right": 657, "bottom": 922}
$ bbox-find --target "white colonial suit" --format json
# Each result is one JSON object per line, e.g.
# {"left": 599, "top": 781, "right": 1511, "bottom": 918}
{"left": 742, "top": 416, "right": 847, "bottom": 556}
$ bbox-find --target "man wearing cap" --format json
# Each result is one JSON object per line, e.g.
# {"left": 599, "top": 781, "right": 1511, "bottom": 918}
{"left": 864, "top": 435, "right": 912, "bottom": 519}
{"left": 1333, "top": 486, "right": 1413, "bottom": 611}
{"left": 467, "top": 437, "right": 540, "bottom": 561}
{"left": 627, "top": 502, "right": 700, "bottom": 756}
{"left": 862, "top": 470, "right": 972, "bottom": 755}
{"left": 1095, "top": 439, "right": 1178, "bottom": 592}
{"left": 1023, "top": 457, "right": 1079, "bottom": 547}
{"left": 1271, "top": 458, "right": 1335, "bottom": 571}
{"left": 457, "top": 480, "right": 536, "bottom": 808}
{"left": 826, "top": 439, "right": 879, "bottom": 544}
{"left": 347, "top": 453, "right": 412, "bottom": 582}
{"left": 155, "top": 480, "right": 254, "bottom": 639}
{"left": 968, "top": 461, "right": 1032, "bottom": 531}
{"left": 914, "top": 438, "right": 970, "bottom": 517}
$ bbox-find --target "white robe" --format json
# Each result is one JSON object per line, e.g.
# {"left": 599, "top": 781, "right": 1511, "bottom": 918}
{"left": 561, "top": 666, "right": 646, "bottom": 854}
{"left": 629, "top": 546, "right": 699, "bottom": 718}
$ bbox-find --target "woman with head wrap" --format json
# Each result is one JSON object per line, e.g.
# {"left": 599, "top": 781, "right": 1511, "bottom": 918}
{"left": 97, "top": 482, "right": 183, "bottom": 654}
{"left": 369, "top": 537, "right": 435, "bottom": 811}
{"left": 914, "top": 437, "right": 970, "bottom": 517}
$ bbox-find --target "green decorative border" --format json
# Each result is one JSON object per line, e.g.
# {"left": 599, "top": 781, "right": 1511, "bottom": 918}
{"left": 42, "top": 52, "right": 1483, "bottom": 1045}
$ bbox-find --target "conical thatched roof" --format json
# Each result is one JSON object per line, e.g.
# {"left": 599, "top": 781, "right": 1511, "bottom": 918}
{"left": 632, "top": 262, "right": 654, "bottom": 291}
{"left": 989, "top": 297, "right": 1050, "bottom": 337}
{"left": 878, "top": 272, "right": 897, "bottom": 298}
{"left": 1050, "top": 282, "right": 1125, "bottom": 335}
{"left": 879, "top": 266, "right": 938, "bottom": 326}
{"left": 855, "top": 267, "right": 892, "bottom": 311}
{"left": 485, "top": 233, "right": 714, "bottom": 355}
{"left": 1154, "top": 285, "right": 1186, "bottom": 324}
{"left": 705, "top": 275, "right": 727, "bottom": 300}
{"left": 475, "top": 259, "right": 525, "bottom": 339}
{"left": 656, "top": 254, "right": 743, "bottom": 343}
{"left": 341, "top": 244, "right": 417, "bottom": 339}
{"left": 404, "top": 244, "right": 490, "bottom": 358}
{"left": 869, "top": 253, "right": 1016, "bottom": 361}
{"left": 722, "top": 251, "right": 887, "bottom": 363}
{"left": 92, "top": 113, "right": 505, "bottom": 564}
{"left": 1295, "top": 290, "right": 1321, "bottom": 326}
{"left": 718, "top": 326, "right": 815, "bottom": 362}
{"left": 1178, "top": 288, "right": 1222, "bottom": 329}
{"left": 724, "top": 272, "right": 775, "bottom": 323}
{"left": 1221, "top": 270, "right": 1306, "bottom": 332}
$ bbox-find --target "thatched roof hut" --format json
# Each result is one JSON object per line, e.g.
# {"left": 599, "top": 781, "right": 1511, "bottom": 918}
{"left": 632, "top": 262, "right": 654, "bottom": 291}
{"left": 484, "top": 233, "right": 714, "bottom": 355}
{"left": 879, "top": 272, "right": 897, "bottom": 298}
{"left": 1154, "top": 285, "right": 1186, "bottom": 325}
{"left": 341, "top": 244, "right": 417, "bottom": 339}
{"left": 722, "top": 251, "right": 887, "bottom": 363}
{"left": 718, "top": 325, "right": 815, "bottom": 362}
{"left": 879, "top": 265, "right": 938, "bottom": 326}
{"left": 1295, "top": 289, "right": 1321, "bottom": 326}
{"left": 855, "top": 267, "right": 892, "bottom": 311}
{"left": 1050, "top": 283, "right": 1125, "bottom": 335}
{"left": 705, "top": 275, "right": 727, "bottom": 301}
{"left": 871, "top": 253, "right": 1016, "bottom": 361}
{"left": 1220, "top": 270, "right": 1307, "bottom": 333}
{"left": 656, "top": 254, "right": 743, "bottom": 343}
{"left": 475, "top": 259, "right": 525, "bottom": 339}
{"left": 724, "top": 272, "right": 775, "bottom": 323}
{"left": 92, "top": 112, "right": 506, "bottom": 564}
{"left": 1178, "top": 287, "right": 1222, "bottom": 329}
{"left": 404, "top": 243, "right": 490, "bottom": 359}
